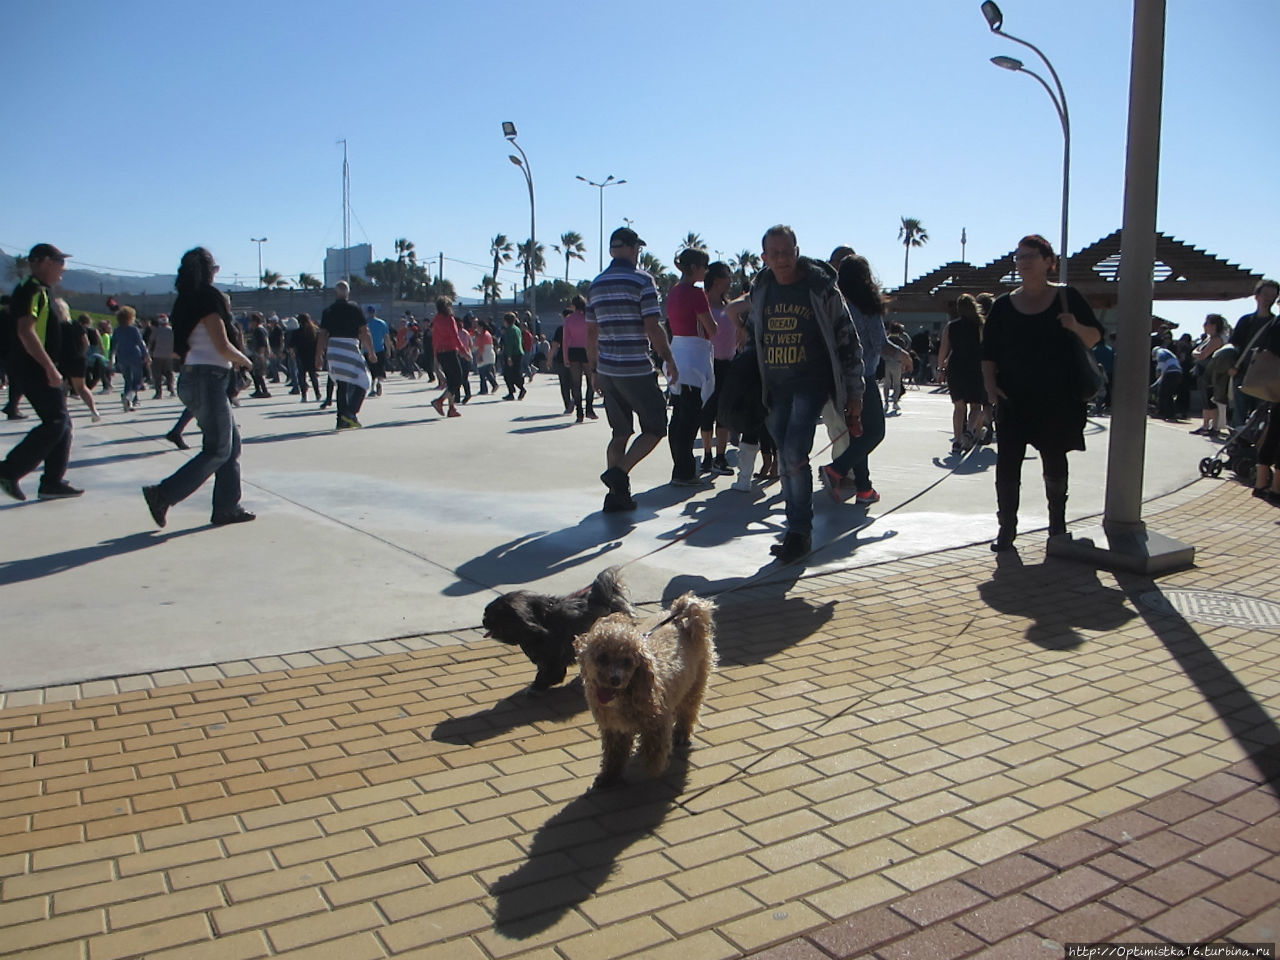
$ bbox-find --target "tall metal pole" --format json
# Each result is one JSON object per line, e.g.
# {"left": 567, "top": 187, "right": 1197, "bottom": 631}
{"left": 251, "top": 237, "right": 267, "bottom": 287}
{"left": 1104, "top": 0, "right": 1166, "bottom": 534}
{"left": 577, "top": 175, "right": 626, "bottom": 272}
{"left": 340, "top": 139, "right": 350, "bottom": 283}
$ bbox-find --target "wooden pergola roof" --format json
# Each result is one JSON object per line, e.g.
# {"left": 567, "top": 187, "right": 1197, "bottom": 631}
{"left": 888, "top": 230, "right": 1262, "bottom": 312}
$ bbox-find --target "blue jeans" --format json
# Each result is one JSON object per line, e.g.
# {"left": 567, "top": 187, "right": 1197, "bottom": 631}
{"left": 831, "top": 375, "right": 886, "bottom": 492}
{"left": 120, "top": 360, "right": 145, "bottom": 405}
{"left": 158, "top": 366, "right": 242, "bottom": 517}
{"left": 766, "top": 386, "right": 828, "bottom": 537}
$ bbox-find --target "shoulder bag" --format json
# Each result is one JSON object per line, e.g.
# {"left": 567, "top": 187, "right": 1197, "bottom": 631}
{"left": 1240, "top": 318, "right": 1280, "bottom": 402}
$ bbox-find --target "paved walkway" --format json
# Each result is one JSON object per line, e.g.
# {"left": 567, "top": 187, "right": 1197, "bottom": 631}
{"left": 2, "top": 479, "right": 1279, "bottom": 958}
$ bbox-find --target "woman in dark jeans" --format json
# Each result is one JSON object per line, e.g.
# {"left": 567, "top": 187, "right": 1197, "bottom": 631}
{"left": 1252, "top": 318, "right": 1280, "bottom": 501}
{"left": 142, "top": 247, "right": 255, "bottom": 528}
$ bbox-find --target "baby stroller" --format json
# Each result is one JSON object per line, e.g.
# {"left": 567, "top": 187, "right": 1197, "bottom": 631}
{"left": 1198, "top": 404, "right": 1267, "bottom": 484}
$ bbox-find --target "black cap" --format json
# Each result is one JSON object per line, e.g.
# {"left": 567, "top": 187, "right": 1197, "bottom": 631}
{"left": 28, "top": 242, "right": 70, "bottom": 262}
{"left": 609, "top": 227, "right": 645, "bottom": 249}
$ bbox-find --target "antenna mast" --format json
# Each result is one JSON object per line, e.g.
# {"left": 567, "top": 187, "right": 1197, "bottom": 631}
{"left": 339, "top": 138, "right": 350, "bottom": 282}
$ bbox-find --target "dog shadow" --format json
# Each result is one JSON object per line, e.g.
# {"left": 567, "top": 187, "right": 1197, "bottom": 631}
{"left": 490, "top": 753, "right": 689, "bottom": 939}
{"left": 430, "top": 682, "right": 587, "bottom": 745}
{"left": 977, "top": 550, "right": 1137, "bottom": 650}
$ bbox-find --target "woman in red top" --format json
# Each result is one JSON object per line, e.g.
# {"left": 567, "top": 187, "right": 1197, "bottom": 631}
{"left": 429, "top": 298, "right": 465, "bottom": 418}
{"left": 666, "top": 247, "right": 717, "bottom": 485}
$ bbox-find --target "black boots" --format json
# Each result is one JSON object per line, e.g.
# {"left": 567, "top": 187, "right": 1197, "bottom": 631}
{"left": 992, "top": 475, "right": 1019, "bottom": 552}
{"left": 1045, "top": 476, "right": 1068, "bottom": 538}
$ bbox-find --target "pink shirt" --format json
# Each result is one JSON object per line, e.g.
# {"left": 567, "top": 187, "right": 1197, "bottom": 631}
{"left": 710, "top": 305, "right": 737, "bottom": 360}
{"left": 431, "top": 313, "right": 464, "bottom": 353}
{"left": 667, "top": 283, "right": 711, "bottom": 338}
{"left": 561, "top": 310, "right": 588, "bottom": 361}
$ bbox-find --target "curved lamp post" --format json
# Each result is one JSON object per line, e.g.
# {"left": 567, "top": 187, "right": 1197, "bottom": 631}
{"left": 576, "top": 174, "right": 627, "bottom": 272}
{"left": 502, "top": 122, "right": 536, "bottom": 325}
{"left": 982, "top": 1, "right": 1071, "bottom": 283}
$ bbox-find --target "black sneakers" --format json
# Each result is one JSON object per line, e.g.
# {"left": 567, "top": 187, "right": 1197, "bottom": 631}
{"left": 211, "top": 509, "right": 256, "bottom": 526}
{"left": 770, "top": 532, "right": 811, "bottom": 564}
{"left": 0, "top": 469, "right": 25, "bottom": 501}
{"left": 142, "top": 486, "right": 168, "bottom": 528}
{"left": 37, "top": 481, "right": 83, "bottom": 500}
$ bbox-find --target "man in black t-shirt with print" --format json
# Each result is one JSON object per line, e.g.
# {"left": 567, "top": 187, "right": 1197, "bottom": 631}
{"left": 0, "top": 243, "right": 83, "bottom": 501}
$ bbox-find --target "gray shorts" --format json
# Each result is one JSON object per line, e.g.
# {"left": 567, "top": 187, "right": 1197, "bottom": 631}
{"left": 599, "top": 372, "right": 667, "bottom": 439}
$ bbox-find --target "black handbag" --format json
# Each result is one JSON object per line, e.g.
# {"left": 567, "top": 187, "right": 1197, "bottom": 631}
{"left": 1060, "top": 288, "right": 1105, "bottom": 401}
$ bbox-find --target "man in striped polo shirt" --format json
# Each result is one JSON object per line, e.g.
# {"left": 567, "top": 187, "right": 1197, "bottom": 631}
{"left": 586, "top": 227, "right": 679, "bottom": 513}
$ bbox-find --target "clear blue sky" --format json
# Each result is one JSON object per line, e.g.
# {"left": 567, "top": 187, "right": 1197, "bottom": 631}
{"left": 5, "top": 0, "right": 1277, "bottom": 330}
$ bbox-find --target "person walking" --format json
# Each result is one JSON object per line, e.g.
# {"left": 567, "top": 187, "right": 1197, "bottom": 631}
{"left": 364, "top": 305, "right": 389, "bottom": 397}
{"left": 142, "top": 247, "right": 255, "bottom": 528}
{"left": 292, "top": 313, "right": 321, "bottom": 402}
{"left": 748, "top": 225, "right": 863, "bottom": 562}
{"left": 699, "top": 261, "right": 737, "bottom": 475}
{"left": 315, "top": 281, "right": 373, "bottom": 430}
{"left": 981, "top": 234, "right": 1103, "bottom": 552}
{"left": 0, "top": 243, "right": 83, "bottom": 501}
{"left": 561, "top": 295, "right": 596, "bottom": 421}
{"left": 110, "top": 306, "right": 149, "bottom": 412}
{"left": 55, "top": 301, "right": 101, "bottom": 423}
{"left": 820, "top": 255, "right": 910, "bottom": 504}
{"left": 938, "top": 293, "right": 987, "bottom": 455}
{"left": 148, "top": 314, "right": 176, "bottom": 399}
{"left": 474, "top": 320, "right": 498, "bottom": 395}
{"left": 587, "top": 227, "right": 678, "bottom": 512}
{"left": 429, "top": 298, "right": 465, "bottom": 418}
{"left": 500, "top": 312, "right": 525, "bottom": 400}
{"left": 665, "top": 247, "right": 717, "bottom": 486}
{"left": 246, "top": 313, "right": 272, "bottom": 398}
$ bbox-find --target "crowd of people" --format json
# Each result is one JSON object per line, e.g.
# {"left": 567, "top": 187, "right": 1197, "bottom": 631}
{"left": 2, "top": 239, "right": 1277, "bottom": 560}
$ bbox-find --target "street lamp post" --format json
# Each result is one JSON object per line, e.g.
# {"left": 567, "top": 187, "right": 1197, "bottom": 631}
{"left": 982, "top": 1, "right": 1070, "bottom": 282}
{"left": 250, "top": 237, "right": 268, "bottom": 287}
{"left": 502, "top": 122, "right": 537, "bottom": 327}
{"left": 576, "top": 174, "right": 627, "bottom": 272}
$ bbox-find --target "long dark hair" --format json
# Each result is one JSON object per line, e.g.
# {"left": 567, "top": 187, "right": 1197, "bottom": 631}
{"left": 836, "top": 255, "right": 886, "bottom": 317}
{"left": 176, "top": 247, "right": 217, "bottom": 294}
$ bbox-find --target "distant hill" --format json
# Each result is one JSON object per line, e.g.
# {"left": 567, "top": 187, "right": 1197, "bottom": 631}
{"left": 0, "top": 250, "right": 249, "bottom": 296}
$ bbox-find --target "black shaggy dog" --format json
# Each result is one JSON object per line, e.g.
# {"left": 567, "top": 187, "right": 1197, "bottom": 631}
{"left": 482, "top": 567, "right": 633, "bottom": 695}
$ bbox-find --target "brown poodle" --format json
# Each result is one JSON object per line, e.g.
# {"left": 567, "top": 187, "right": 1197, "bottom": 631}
{"left": 574, "top": 592, "right": 717, "bottom": 789}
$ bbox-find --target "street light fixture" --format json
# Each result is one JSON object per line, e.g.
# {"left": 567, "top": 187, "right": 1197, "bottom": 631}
{"left": 575, "top": 174, "right": 628, "bottom": 272}
{"left": 981, "top": 0, "right": 1071, "bottom": 283}
{"left": 502, "top": 122, "right": 537, "bottom": 326}
{"left": 250, "top": 237, "right": 268, "bottom": 287}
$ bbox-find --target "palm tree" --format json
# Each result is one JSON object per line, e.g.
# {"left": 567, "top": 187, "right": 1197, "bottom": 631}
{"left": 898, "top": 217, "right": 929, "bottom": 286}
{"left": 731, "top": 249, "right": 761, "bottom": 289}
{"left": 678, "top": 232, "right": 708, "bottom": 253}
{"left": 8, "top": 255, "right": 29, "bottom": 283}
{"left": 473, "top": 274, "right": 502, "bottom": 306}
{"left": 261, "top": 270, "right": 282, "bottom": 290}
{"left": 395, "top": 238, "right": 416, "bottom": 263}
{"left": 490, "top": 234, "right": 514, "bottom": 285}
{"left": 298, "top": 272, "right": 322, "bottom": 291}
{"left": 553, "top": 230, "right": 587, "bottom": 282}
{"left": 516, "top": 240, "right": 546, "bottom": 302}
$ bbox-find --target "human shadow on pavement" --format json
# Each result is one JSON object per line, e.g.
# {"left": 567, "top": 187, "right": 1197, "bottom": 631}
{"left": 241, "top": 428, "right": 335, "bottom": 444}
{"left": 490, "top": 754, "right": 688, "bottom": 939}
{"left": 510, "top": 422, "right": 576, "bottom": 436}
{"left": 658, "top": 562, "right": 839, "bottom": 666}
{"left": 932, "top": 448, "right": 997, "bottom": 474}
{"left": 0, "top": 528, "right": 206, "bottom": 586}
{"left": 63, "top": 448, "right": 173, "bottom": 469}
{"left": 431, "top": 680, "right": 588, "bottom": 745}
{"left": 445, "top": 523, "right": 627, "bottom": 597}
{"left": 976, "top": 551, "right": 1137, "bottom": 650}
{"left": 1115, "top": 572, "right": 1280, "bottom": 797}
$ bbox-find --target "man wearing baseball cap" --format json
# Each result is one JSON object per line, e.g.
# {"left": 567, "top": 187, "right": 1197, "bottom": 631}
{"left": 586, "top": 226, "right": 678, "bottom": 512}
{"left": 0, "top": 243, "right": 83, "bottom": 501}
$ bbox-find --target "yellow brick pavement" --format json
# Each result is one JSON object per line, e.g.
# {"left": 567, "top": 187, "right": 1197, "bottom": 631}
{"left": 1, "top": 481, "right": 1278, "bottom": 958}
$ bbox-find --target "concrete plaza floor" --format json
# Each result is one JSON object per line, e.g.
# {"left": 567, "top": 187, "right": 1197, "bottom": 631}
{"left": 1, "top": 372, "right": 1279, "bottom": 959}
